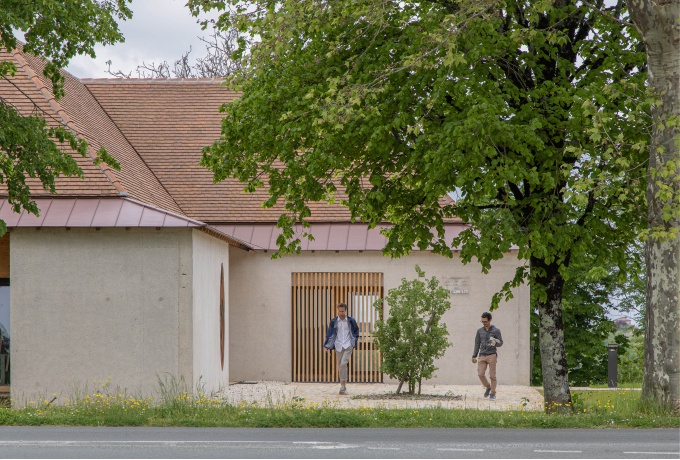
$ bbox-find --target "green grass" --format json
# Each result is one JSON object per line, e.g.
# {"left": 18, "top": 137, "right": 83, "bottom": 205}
{"left": 588, "top": 383, "right": 642, "bottom": 389}
{"left": 0, "top": 389, "right": 677, "bottom": 428}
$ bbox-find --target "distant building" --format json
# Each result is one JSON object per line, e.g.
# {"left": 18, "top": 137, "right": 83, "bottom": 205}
{"left": 614, "top": 317, "right": 632, "bottom": 329}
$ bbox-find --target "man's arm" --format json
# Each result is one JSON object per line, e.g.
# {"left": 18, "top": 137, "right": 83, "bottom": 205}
{"left": 323, "top": 318, "right": 336, "bottom": 350}
{"left": 493, "top": 328, "right": 503, "bottom": 347}
{"left": 472, "top": 329, "right": 480, "bottom": 358}
{"left": 351, "top": 318, "right": 360, "bottom": 348}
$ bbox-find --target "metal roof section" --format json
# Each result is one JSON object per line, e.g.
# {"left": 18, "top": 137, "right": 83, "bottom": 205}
{"left": 211, "top": 223, "right": 470, "bottom": 251}
{"left": 0, "top": 197, "right": 199, "bottom": 228}
{"left": 0, "top": 197, "right": 254, "bottom": 249}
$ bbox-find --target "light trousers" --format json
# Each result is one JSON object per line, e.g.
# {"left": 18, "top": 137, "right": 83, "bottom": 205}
{"left": 335, "top": 346, "right": 353, "bottom": 383}
{"left": 477, "top": 354, "right": 498, "bottom": 393}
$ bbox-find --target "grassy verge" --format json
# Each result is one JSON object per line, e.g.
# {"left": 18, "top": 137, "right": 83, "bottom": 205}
{"left": 0, "top": 389, "right": 677, "bottom": 428}
{"left": 588, "top": 383, "right": 642, "bottom": 389}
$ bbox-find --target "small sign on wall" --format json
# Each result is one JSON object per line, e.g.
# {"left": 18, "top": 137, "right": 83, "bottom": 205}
{"left": 442, "top": 276, "right": 470, "bottom": 295}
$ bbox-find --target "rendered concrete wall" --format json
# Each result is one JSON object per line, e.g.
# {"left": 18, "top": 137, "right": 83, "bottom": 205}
{"left": 229, "top": 250, "right": 529, "bottom": 385}
{"left": 10, "top": 228, "right": 194, "bottom": 402}
{"left": 191, "top": 230, "right": 230, "bottom": 393}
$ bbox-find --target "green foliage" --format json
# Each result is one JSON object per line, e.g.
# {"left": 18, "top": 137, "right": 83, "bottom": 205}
{"left": 372, "top": 266, "right": 451, "bottom": 395}
{"left": 191, "top": 0, "right": 647, "bottom": 280}
{"left": 617, "top": 329, "right": 644, "bottom": 384}
{"left": 531, "top": 247, "right": 645, "bottom": 386}
{"left": 190, "top": 0, "right": 649, "bottom": 402}
{"left": 0, "top": 0, "right": 128, "bottom": 232}
{"left": 0, "top": 0, "right": 132, "bottom": 97}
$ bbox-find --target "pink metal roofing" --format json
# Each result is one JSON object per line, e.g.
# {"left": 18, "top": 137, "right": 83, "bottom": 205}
{"left": 0, "top": 197, "right": 203, "bottom": 228}
{"left": 211, "top": 223, "right": 469, "bottom": 251}
{"left": 0, "top": 197, "right": 254, "bottom": 249}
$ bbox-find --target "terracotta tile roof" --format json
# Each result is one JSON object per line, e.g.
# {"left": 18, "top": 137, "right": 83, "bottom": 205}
{"left": 0, "top": 51, "right": 119, "bottom": 197}
{"left": 83, "top": 79, "right": 354, "bottom": 223}
{"left": 1, "top": 48, "right": 456, "bottom": 227}
{"left": 14, "top": 51, "right": 182, "bottom": 213}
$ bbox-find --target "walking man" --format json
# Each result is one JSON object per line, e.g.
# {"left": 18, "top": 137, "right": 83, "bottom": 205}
{"left": 472, "top": 311, "right": 503, "bottom": 400}
{"left": 324, "top": 302, "right": 360, "bottom": 394}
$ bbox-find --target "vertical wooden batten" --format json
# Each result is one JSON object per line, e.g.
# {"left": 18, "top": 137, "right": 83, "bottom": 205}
{"left": 291, "top": 272, "right": 383, "bottom": 383}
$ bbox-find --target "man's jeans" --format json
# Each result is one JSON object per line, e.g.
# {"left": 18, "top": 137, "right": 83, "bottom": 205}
{"left": 335, "top": 346, "right": 353, "bottom": 383}
{"left": 477, "top": 354, "right": 498, "bottom": 393}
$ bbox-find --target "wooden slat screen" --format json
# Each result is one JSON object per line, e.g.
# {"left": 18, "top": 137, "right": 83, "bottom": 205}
{"left": 292, "top": 272, "right": 383, "bottom": 383}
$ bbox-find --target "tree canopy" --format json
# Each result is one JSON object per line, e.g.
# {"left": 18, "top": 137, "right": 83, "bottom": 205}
{"left": 0, "top": 0, "right": 129, "bottom": 231}
{"left": 191, "top": 0, "right": 649, "bottom": 410}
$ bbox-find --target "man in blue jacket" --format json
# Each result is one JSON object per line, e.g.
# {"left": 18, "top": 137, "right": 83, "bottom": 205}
{"left": 472, "top": 311, "right": 503, "bottom": 401}
{"left": 324, "top": 303, "right": 360, "bottom": 394}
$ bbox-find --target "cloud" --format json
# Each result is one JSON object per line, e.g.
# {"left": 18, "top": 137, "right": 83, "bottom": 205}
{"left": 67, "top": 0, "right": 215, "bottom": 78}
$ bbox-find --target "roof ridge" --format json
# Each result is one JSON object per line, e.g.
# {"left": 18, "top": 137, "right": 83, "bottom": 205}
{"left": 81, "top": 78, "right": 226, "bottom": 84}
{"left": 11, "top": 50, "right": 128, "bottom": 197}
{"left": 81, "top": 82, "right": 187, "bottom": 216}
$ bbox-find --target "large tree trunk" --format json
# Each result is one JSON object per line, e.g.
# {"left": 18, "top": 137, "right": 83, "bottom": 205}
{"left": 628, "top": 0, "right": 680, "bottom": 412}
{"left": 533, "top": 257, "right": 572, "bottom": 413}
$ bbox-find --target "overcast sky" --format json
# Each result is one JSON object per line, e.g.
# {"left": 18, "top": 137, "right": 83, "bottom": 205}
{"left": 66, "top": 0, "right": 214, "bottom": 78}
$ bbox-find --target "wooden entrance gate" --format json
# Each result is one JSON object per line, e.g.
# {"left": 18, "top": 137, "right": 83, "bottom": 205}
{"left": 292, "top": 272, "right": 383, "bottom": 383}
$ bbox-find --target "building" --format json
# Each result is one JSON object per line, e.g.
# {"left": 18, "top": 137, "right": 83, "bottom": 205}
{"left": 0, "top": 48, "right": 530, "bottom": 402}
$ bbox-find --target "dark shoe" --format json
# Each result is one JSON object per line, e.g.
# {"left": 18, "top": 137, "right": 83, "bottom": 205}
{"left": 489, "top": 393, "right": 496, "bottom": 401}
{"left": 484, "top": 387, "right": 491, "bottom": 398}
{"left": 339, "top": 387, "right": 347, "bottom": 395}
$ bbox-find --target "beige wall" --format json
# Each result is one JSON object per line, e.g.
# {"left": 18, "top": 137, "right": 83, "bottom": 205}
{"left": 10, "top": 228, "right": 194, "bottom": 402}
{"left": 229, "top": 249, "right": 529, "bottom": 385}
{"left": 191, "top": 230, "right": 230, "bottom": 393}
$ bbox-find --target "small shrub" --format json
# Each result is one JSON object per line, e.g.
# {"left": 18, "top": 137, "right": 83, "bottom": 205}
{"left": 373, "top": 266, "right": 451, "bottom": 395}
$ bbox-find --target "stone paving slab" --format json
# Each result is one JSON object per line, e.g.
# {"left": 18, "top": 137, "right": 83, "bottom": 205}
{"left": 223, "top": 382, "right": 544, "bottom": 411}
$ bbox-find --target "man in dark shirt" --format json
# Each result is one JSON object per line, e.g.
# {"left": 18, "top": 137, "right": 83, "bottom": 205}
{"left": 472, "top": 311, "right": 503, "bottom": 400}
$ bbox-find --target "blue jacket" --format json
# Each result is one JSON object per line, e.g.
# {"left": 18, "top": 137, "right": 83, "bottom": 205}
{"left": 324, "top": 316, "right": 360, "bottom": 350}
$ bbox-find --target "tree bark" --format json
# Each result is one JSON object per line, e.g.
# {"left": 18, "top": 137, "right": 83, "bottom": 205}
{"left": 628, "top": 0, "right": 680, "bottom": 412}
{"left": 533, "top": 257, "right": 573, "bottom": 413}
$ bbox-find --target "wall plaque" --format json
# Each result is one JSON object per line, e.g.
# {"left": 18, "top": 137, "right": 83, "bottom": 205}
{"left": 442, "top": 276, "right": 470, "bottom": 295}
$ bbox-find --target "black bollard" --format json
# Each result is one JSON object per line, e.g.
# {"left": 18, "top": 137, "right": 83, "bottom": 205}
{"left": 607, "top": 343, "right": 619, "bottom": 388}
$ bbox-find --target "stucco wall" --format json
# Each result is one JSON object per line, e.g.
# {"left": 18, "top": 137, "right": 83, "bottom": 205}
{"left": 229, "top": 250, "right": 529, "bottom": 385}
{"left": 10, "top": 228, "right": 193, "bottom": 402}
{"left": 191, "top": 230, "right": 230, "bottom": 393}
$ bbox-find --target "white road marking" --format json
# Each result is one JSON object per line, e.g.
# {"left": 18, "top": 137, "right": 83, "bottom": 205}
{"left": 0, "top": 440, "right": 349, "bottom": 447}
{"left": 311, "top": 443, "right": 358, "bottom": 450}
{"left": 623, "top": 453, "right": 680, "bottom": 455}
{"left": 534, "top": 450, "right": 582, "bottom": 453}
{"left": 437, "top": 448, "right": 485, "bottom": 452}
{"left": 0, "top": 441, "right": 278, "bottom": 445}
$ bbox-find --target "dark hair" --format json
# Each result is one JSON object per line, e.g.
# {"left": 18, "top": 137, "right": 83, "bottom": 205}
{"left": 481, "top": 312, "right": 492, "bottom": 320}
{"left": 337, "top": 303, "right": 348, "bottom": 310}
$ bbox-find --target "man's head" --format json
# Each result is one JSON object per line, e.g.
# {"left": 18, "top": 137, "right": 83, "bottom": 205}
{"left": 337, "top": 303, "right": 348, "bottom": 320}
{"left": 481, "top": 312, "right": 492, "bottom": 329}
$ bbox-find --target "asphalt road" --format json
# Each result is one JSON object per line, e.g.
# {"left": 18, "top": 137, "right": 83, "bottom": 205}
{"left": 0, "top": 427, "right": 677, "bottom": 458}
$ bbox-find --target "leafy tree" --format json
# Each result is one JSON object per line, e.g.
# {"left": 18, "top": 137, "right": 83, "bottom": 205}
{"left": 0, "top": 0, "right": 129, "bottom": 233}
{"left": 531, "top": 245, "right": 644, "bottom": 386}
{"left": 618, "top": 329, "right": 644, "bottom": 385}
{"left": 373, "top": 266, "right": 451, "bottom": 395}
{"left": 190, "top": 0, "right": 649, "bottom": 411}
{"left": 627, "top": 0, "right": 680, "bottom": 411}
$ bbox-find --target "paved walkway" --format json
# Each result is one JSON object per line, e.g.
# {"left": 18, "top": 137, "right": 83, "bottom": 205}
{"left": 223, "top": 382, "right": 544, "bottom": 411}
